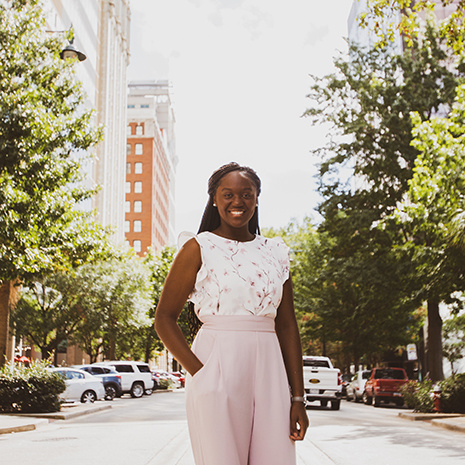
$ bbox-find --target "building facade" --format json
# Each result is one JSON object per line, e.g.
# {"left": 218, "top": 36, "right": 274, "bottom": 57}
{"left": 125, "top": 81, "right": 177, "bottom": 256}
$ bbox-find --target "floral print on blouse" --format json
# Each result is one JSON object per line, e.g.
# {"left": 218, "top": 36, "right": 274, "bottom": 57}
{"left": 178, "top": 231, "right": 290, "bottom": 320}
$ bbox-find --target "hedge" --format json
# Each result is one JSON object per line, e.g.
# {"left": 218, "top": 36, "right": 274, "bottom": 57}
{"left": 0, "top": 361, "right": 66, "bottom": 413}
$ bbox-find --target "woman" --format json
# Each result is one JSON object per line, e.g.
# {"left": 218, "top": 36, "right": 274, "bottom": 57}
{"left": 155, "top": 162, "right": 308, "bottom": 465}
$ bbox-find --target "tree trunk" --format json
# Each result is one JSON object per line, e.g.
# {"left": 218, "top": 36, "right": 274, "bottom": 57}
{"left": 0, "top": 281, "right": 20, "bottom": 367}
{"left": 425, "top": 299, "right": 444, "bottom": 382}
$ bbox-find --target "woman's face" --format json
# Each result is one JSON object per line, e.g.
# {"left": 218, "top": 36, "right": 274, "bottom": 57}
{"left": 213, "top": 171, "right": 258, "bottom": 232}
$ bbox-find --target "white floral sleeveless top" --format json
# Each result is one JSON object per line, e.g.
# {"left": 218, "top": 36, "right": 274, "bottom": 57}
{"left": 178, "top": 231, "right": 290, "bottom": 320}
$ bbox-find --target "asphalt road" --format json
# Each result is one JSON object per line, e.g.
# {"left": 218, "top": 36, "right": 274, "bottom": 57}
{"left": 1, "top": 391, "right": 464, "bottom": 465}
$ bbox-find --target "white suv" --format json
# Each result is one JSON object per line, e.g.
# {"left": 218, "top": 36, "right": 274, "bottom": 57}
{"left": 94, "top": 361, "right": 154, "bottom": 398}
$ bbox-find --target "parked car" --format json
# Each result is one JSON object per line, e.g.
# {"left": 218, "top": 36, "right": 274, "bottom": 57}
{"left": 303, "top": 355, "right": 342, "bottom": 410}
{"left": 346, "top": 369, "right": 372, "bottom": 402}
{"left": 71, "top": 364, "right": 123, "bottom": 400}
{"left": 341, "top": 373, "right": 352, "bottom": 397}
{"left": 51, "top": 367, "right": 105, "bottom": 403}
{"left": 93, "top": 361, "right": 154, "bottom": 398}
{"left": 363, "top": 367, "right": 409, "bottom": 407}
{"left": 152, "top": 370, "right": 181, "bottom": 389}
{"left": 171, "top": 371, "right": 185, "bottom": 388}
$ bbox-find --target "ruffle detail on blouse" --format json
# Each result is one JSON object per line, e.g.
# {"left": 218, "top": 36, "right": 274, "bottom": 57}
{"left": 269, "top": 236, "right": 290, "bottom": 284}
{"left": 176, "top": 232, "right": 210, "bottom": 310}
{"left": 177, "top": 231, "right": 196, "bottom": 249}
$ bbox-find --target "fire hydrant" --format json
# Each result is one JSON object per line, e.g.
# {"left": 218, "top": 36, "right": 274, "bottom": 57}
{"left": 433, "top": 384, "right": 442, "bottom": 413}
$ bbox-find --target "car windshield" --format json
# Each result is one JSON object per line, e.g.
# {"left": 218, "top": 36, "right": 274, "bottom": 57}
{"left": 374, "top": 369, "right": 405, "bottom": 380}
{"left": 362, "top": 371, "right": 371, "bottom": 379}
{"left": 303, "top": 359, "right": 330, "bottom": 368}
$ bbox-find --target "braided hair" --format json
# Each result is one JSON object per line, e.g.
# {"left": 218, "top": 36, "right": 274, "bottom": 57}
{"left": 188, "top": 162, "right": 262, "bottom": 340}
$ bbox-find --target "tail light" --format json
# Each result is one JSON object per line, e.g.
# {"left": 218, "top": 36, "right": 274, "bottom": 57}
{"left": 338, "top": 371, "right": 342, "bottom": 385}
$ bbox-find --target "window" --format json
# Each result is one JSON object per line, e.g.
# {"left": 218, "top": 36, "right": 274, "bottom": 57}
{"left": 125, "top": 201, "right": 131, "bottom": 213}
{"left": 127, "top": 104, "right": 135, "bottom": 109}
{"left": 126, "top": 162, "right": 131, "bottom": 174}
{"left": 134, "top": 220, "right": 141, "bottom": 232}
{"left": 113, "top": 364, "right": 134, "bottom": 373}
{"left": 126, "top": 144, "right": 131, "bottom": 155}
{"left": 125, "top": 182, "right": 131, "bottom": 193}
{"left": 135, "top": 143, "right": 143, "bottom": 155}
{"left": 124, "top": 220, "right": 130, "bottom": 233}
{"left": 135, "top": 162, "right": 142, "bottom": 174}
{"left": 140, "top": 104, "right": 149, "bottom": 108}
{"left": 136, "top": 125, "right": 143, "bottom": 135}
{"left": 127, "top": 125, "right": 132, "bottom": 136}
{"left": 134, "top": 181, "right": 142, "bottom": 193}
{"left": 134, "top": 200, "right": 142, "bottom": 213}
{"left": 133, "top": 240, "right": 141, "bottom": 253}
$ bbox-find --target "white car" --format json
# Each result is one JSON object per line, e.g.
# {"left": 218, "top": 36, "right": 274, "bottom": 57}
{"left": 93, "top": 361, "right": 154, "bottom": 398}
{"left": 52, "top": 367, "right": 105, "bottom": 403}
{"left": 346, "top": 369, "right": 372, "bottom": 402}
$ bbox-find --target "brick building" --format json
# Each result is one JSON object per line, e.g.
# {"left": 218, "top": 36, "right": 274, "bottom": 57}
{"left": 125, "top": 81, "right": 177, "bottom": 255}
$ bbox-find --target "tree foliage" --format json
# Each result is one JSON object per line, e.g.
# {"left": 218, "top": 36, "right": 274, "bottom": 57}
{"left": 0, "top": 0, "right": 109, "bottom": 283}
{"left": 304, "top": 19, "right": 459, "bottom": 372}
{"left": 363, "top": 0, "right": 465, "bottom": 54}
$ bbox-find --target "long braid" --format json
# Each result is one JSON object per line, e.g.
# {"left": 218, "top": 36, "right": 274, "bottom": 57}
{"left": 188, "top": 162, "right": 262, "bottom": 339}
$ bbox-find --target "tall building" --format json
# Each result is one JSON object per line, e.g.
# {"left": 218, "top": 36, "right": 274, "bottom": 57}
{"left": 45, "top": 0, "right": 130, "bottom": 243}
{"left": 125, "top": 81, "right": 177, "bottom": 255}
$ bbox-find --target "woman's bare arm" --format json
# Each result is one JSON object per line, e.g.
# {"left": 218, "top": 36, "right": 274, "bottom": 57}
{"left": 275, "top": 277, "right": 309, "bottom": 441}
{"left": 154, "top": 238, "right": 204, "bottom": 376}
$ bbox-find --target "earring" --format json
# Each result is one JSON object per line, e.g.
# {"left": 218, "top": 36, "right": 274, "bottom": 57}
{"left": 213, "top": 203, "right": 217, "bottom": 207}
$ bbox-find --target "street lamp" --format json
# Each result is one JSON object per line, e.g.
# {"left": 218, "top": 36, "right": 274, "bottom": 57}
{"left": 60, "top": 37, "right": 87, "bottom": 62}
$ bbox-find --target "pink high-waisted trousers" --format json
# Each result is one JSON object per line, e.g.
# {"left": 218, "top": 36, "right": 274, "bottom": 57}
{"left": 185, "top": 315, "right": 296, "bottom": 465}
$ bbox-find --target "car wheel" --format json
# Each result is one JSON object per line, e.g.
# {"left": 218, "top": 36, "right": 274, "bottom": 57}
{"left": 81, "top": 390, "right": 97, "bottom": 403}
{"left": 373, "top": 395, "right": 381, "bottom": 407}
{"left": 130, "top": 382, "right": 144, "bottom": 398}
{"left": 144, "top": 389, "right": 153, "bottom": 396}
{"left": 105, "top": 385, "right": 117, "bottom": 401}
{"left": 331, "top": 400, "right": 341, "bottom": 410}
{"left": 354, "top": 394, "right": 361, "bottom": 403}
{"left": 320, "top": 400, "right": 328, "bottom": 408}
{"left": 362, "top": 391, "right": 372, "bottom": 405}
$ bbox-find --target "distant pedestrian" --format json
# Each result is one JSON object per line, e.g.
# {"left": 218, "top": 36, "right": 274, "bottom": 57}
{"left": 155, "top": 162, "right": 308, "bottom": 465}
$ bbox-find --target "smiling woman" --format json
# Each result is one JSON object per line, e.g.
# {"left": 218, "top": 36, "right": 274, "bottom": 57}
{"left": 154, "top": 162, "right": 309, "bottom": 465}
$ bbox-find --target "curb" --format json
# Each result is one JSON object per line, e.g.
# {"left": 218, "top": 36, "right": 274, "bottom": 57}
{"left": 0, "top": 417, "right": 49, "bottom": 435}
{"left": 431, "top": 417, "right": 465, "bottom": 434}
{"left": 14, "top": 402, "right": 113, "bottom": 420}
{"left": 398, "top": 412, "right": 464, "bottom": 421}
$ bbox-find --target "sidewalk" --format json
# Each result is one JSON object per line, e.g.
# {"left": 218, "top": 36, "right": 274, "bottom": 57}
{"left": 399, "top": 411, "right": 465, "bottom": 433}
{"left": 0, "top": 401, "right": 112, "bottom": 435}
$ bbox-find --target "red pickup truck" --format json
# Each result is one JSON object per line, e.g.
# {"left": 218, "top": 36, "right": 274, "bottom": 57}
{"left": 363, "top": 367, "right": 409, "bottom": 407}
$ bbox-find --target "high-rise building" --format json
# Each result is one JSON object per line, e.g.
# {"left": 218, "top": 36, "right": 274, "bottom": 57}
{"left": 45, "top": 0, "right": 130, "bottom": 243}
{"left": 125, "top": 81, "right": 177, "bottom": 255}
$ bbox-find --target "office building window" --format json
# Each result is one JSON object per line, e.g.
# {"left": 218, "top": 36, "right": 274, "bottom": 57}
{"left": 134, "top": 220, "right": 142, "bottom": 232}
{"left": 140, "top": 104, "right": 149, "bottom": 108}
{"left": 126, "top": 143, "right": 131, "bottom": 155}
{"left": 135, "top": 162, "right": 142, "bottom": 174}
{"left": 125, "top": 182, "right": 131, "bottom": 193}
{"left": 125, "top": 201, "right": 131, "bottom": 213}
{"left": 134, "top": 200, "right": 142, "bottom": 213}
{"left": 135, "top": 143, "right": 143, "bottom": 155}
{"left": 134, "top": 181, "right": 142, "bottom": 193}
{"left": 124, "top": 220, "right": 130, "bottom": 233}
{"left": 136, "top": 125, "right": 143, "bottom": 135}
{"left": 126, "top": 162, "right": 131, "bottom": 174}
{"left": 127, "top": 125, "right": 132, "bottom": 136}
{"left": 133, "top": 240, "right": 141, "bottom": 252}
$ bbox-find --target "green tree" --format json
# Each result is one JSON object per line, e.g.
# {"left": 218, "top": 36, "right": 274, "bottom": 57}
{"left": 362, "top": 0, "right": 465, "bottom": 53}
{"left": 443, "top": 312, "right": 465, "bottom": 374}
{"left": 390, "top": 84, "right": 465, "bottom": 379}
{"left": 304, "top": 20, "right": 459, "bottom": 374}
{"left": 0, "top": 0, "right": 109, "bottom": 364}
{"left": 71, "top": 256, "right": 152, "bottom": 362}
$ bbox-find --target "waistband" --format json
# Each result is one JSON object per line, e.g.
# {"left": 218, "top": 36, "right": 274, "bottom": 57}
{"left": 200, "top": 315, "right": 276, "bottom": 332}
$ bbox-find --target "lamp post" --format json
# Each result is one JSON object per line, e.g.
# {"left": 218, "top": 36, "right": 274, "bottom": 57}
{"left": 46, "top": 30, "right": 87, "bottom": 62}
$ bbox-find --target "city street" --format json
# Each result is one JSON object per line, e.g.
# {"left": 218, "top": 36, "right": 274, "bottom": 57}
{"left": 1, "top": 390, "right": 465, "bottom": 465}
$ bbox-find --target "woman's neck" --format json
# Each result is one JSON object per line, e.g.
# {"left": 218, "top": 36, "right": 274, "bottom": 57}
{"left": 211, "top": 226, "right": 255, "bottom": 243}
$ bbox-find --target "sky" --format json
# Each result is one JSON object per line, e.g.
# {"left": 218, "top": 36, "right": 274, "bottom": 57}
{"left": 127, "top": 0, "right": 355, "bottom": 238}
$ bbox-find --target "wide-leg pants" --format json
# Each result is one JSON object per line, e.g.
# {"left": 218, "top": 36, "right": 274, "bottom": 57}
{"left": 185, "top": 315, "right": 296, "bottom": 465}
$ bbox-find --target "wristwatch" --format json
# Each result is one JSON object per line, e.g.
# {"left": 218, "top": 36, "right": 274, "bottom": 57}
{"left": 291, "top": 395, "right": 307, "bottom": 406}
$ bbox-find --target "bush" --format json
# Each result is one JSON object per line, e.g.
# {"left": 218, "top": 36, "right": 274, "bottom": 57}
{"left": 158, "top": 378, "right": 173, "bottom": 390}
{"left": 440, "top": 373, "right": 465, "bottom": 414}
{"left": 400, "top": 379, "right": 435, "bottom": 413}
{"left": 0, "top": 361, "right": 66, "bottom": 413}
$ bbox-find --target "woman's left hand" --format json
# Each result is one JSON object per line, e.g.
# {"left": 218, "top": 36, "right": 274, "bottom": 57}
{"left": 289, "top": 401, "right": 309, "bottom": 441}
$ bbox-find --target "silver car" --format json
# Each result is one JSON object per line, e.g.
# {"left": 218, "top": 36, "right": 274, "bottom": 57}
{"left": 52, "top": 367, "right": 105, "bottom": 403}
{"left": 346, "top": 369, "right": 372, "bottom": 403}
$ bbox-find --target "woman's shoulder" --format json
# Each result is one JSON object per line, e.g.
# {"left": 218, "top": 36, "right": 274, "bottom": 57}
{"left": 177, "top": 231, "right": 213, "bottom": 249}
